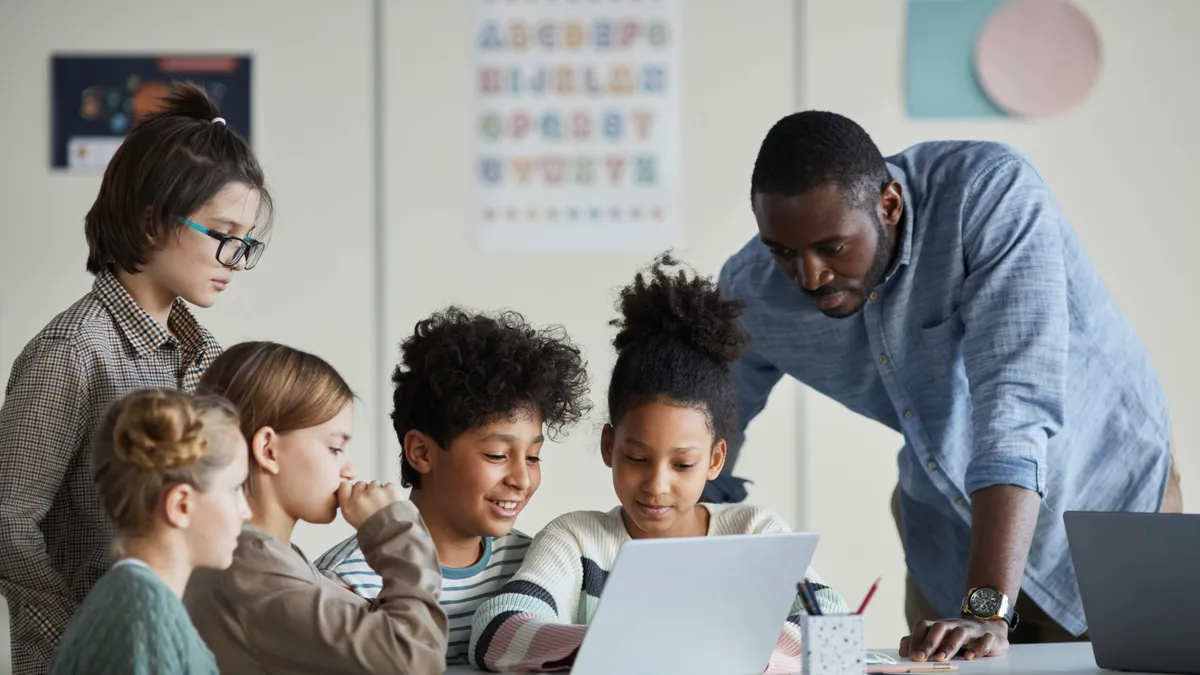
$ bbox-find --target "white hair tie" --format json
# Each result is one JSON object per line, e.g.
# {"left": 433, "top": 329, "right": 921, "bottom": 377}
{"left": 212, "top": 117, "right": 226, "bottom": 125}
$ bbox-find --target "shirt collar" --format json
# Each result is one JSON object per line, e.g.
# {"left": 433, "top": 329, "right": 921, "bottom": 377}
{"left": 92, "top": 268, "right": 216, "bottom": 360}
{"left": 168, "top": 300, "right": 216, "bottom": 361}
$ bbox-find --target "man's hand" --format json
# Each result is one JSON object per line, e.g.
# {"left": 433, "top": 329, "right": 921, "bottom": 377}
{"left": 897, "top": 483, "right": 1034, "bottom": 662}
{"left": 899, "top": 617, "right": 1009, "bottom": 662}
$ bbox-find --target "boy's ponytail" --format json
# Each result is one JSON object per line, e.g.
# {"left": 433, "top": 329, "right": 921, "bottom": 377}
{"left": 84, "top": 81, "right": 273, "bottom": 276}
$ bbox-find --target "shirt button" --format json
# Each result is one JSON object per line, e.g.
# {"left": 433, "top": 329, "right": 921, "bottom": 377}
{"left": 926, "top": 461, "right": 938, "bottom": 470}
{"left": 903, "top": 410, "right": 913, "bottom": 419}
{"left": 955, "top": 497, "right": 967, "bottom": 506}
{"left": 879, "top": 354, "right": 889, "bottom": 364}
{"left": 869, "top": 292, "right": 878, "bottom": 301}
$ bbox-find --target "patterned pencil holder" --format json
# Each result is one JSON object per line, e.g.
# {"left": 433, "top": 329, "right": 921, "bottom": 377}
{"left": 801, "top": 614, "right": 867, "bottom": 675}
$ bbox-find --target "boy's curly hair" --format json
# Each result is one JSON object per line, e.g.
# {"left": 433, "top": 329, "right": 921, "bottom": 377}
{"left": 393, "top": 307, "right": 592, "bottom": 488}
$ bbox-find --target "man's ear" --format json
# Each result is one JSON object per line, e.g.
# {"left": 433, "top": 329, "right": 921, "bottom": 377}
{"left": 880, "top": 180, "right": 904, "bottom": 232}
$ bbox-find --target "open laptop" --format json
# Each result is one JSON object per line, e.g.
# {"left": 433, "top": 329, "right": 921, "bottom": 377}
{"left": 567, "top": 531, "right": 819, "bottom": 675}
{"left": 1065, "top": 511, "right": 1200, "bottom": 674}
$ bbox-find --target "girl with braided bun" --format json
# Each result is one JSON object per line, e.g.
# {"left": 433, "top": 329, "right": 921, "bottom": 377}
{"left": 50, "top": 388, "right": 251, "bottom": 675}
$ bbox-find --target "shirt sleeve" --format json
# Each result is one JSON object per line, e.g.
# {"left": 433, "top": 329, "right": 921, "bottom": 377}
{"left": 959, "top": 156, "right": 1068, "bottom": 498}
{"left": 230, "top": 502, "right": 448, "bottom": 675}
{"left": 323, "top": 544, "right": 383, "bottom": 600}
{"left": 0, "top": 336, "right": 90, "bottom": 666}
{"left": 468, "top": 520, "right": 588, "bottom": 672}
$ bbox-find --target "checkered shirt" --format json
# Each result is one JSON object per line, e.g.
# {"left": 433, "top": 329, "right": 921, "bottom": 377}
{"left": 0, "top": 270, "right": 220, "bottom": 674}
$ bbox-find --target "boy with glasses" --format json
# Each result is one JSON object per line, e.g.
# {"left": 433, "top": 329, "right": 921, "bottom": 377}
{"left": 0, "top": 83, "right": 272, "bottom": 675}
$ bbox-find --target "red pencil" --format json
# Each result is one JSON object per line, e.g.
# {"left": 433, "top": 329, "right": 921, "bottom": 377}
{"left": 857, "top": 576, "right": 882, "bottom": 614}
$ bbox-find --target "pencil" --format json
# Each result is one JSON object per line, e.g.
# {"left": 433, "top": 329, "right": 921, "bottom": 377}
{"left": 796, "top": 582, "right": 817, "bottom": 615}
{"left": 857, "top": 576, "right": 882, "bottom": 615}
{"left": 804, "top": 581, "right": 824, "bottom": 616}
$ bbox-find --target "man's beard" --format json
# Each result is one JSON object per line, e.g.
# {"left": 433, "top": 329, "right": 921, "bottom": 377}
{"left": 804, "top": 214, "right": 891, "bottom": 318}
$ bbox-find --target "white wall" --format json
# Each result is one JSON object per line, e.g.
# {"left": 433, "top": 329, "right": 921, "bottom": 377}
{"left": 799, "top": 0, "right": 1200, "bottom": 647}
{"left": 3, "top": 0, "right": 1199, "bottom": 659}
{"left": 0, "top": 1, "right": 807, "bottom": 661}
{"left": 383, "top": 0, "right": 805, "bottom": 535}
{"left": 0, "top": 0, "right": 377, "bottom": 560}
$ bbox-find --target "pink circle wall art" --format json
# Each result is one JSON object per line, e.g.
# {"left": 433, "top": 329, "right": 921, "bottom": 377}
{"left": 974, "top": 0, "right": 1102, "bottom": 117}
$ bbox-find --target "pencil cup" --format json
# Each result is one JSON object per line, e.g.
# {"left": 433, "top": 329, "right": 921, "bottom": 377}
{"left": 800, "top": 614, "right": 867, "bottom": 675}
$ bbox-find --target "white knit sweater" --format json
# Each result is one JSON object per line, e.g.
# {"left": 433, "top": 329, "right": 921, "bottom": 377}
{"left": 468, "top": 503, "right": 849, "bottom": 672}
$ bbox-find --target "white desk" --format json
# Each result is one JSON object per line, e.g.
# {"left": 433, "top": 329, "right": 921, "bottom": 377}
{"left": 869, "top": 643, "right": 1154, "bottom": 674}
{"left": 445, "top": 643, "right": 1163, "bottom": 674}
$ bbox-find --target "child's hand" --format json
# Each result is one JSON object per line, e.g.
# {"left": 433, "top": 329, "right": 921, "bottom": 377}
{"left": 338, "top": 480, "right": 403, "bottom": 529}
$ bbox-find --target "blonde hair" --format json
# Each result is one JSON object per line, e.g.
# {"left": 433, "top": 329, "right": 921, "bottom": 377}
{"left": 91, "top": 389, "right": 241, "bottom": 551}
{"left": 197, "top": 341, "right": 355, "bottom": 493}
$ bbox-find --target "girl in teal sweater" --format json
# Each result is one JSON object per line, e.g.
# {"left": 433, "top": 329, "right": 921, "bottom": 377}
{"left": 49, "top": 389, "right": 251, "bottom": 675}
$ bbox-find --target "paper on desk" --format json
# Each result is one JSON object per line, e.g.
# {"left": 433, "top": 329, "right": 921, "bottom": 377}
{"left": 869, "top": 651, "right": 898, "bottom": 665}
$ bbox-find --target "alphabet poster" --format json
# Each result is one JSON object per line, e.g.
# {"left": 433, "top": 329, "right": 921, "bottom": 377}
{"left": 474, "top": 0, "right": 681, "bottom": 253}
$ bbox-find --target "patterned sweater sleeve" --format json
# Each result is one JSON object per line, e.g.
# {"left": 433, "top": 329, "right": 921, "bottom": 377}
{"left": 752, "top": 510, "right": 851, "bottom": 675}
{"left": 468, "top": 518, "right": 588, "bottom": 672}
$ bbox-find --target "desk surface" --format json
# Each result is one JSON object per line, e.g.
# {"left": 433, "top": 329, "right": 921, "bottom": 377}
{"left": 444, "top": 643, "right": 1166, "bottom": 675}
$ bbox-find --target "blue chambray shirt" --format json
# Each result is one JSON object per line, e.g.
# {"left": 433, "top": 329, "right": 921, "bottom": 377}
{"left": 714, "top": 141, "right": 1171, "bottom": 635}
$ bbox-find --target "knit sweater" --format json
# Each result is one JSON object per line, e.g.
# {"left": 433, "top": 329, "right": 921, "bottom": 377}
{"left": 49, "top": 559, "right": 217, "bottom": 675}
{"left": 468, "top": 503, "right": 848, "bottom": 673}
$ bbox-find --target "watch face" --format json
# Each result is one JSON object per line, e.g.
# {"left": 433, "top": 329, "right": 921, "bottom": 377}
{"left": 969, "top": 588, "right": 1002, "bottom": 616}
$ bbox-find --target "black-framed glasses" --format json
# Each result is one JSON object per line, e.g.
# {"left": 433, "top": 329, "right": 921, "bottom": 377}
{"left": 178, "top": 218, "right": 265, "bottom": 270}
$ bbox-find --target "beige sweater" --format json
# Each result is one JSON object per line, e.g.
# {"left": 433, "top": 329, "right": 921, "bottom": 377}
{"left": 184, "top": 502, "right": 448, "bottom": 675}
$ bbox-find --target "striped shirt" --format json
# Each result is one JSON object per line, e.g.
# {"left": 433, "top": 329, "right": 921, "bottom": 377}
{"left": 316, "top": 530, "right": 532, "bottom": 664}
{"left": 0, "top": 269, "right": 219, "bottom": 675}
{"left": 467, "top": 503, "right": 849, "bottom": 673}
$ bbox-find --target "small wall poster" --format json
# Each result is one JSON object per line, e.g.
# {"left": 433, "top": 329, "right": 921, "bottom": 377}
{"left": 52, "top": 55, "right": 252, "bottom": 172}
{"left": 474, "top": 0, "right": 681, "bottom": 253}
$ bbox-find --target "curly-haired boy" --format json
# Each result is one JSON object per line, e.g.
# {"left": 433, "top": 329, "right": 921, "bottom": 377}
{"left": 315, "top": 307, "right": 591, "bottom": 664}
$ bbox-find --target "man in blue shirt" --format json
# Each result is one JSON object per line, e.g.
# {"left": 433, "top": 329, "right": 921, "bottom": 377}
{"left": 714, "top": 111, "right": 1181, "bottom": 661}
